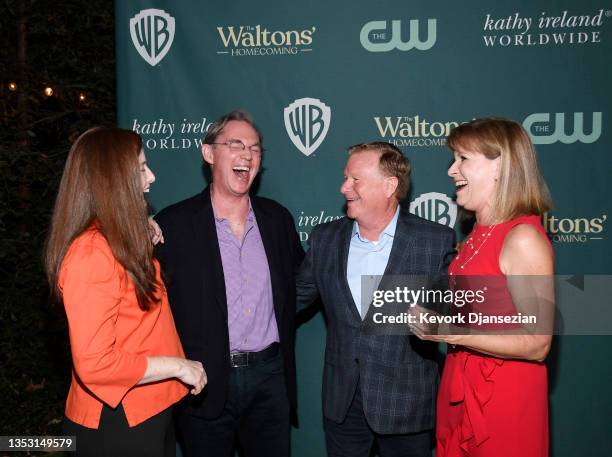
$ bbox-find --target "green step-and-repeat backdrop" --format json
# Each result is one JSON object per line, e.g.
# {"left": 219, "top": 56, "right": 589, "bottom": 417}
{"left": 116, "top": 1, "right": 611, "bottom": 455}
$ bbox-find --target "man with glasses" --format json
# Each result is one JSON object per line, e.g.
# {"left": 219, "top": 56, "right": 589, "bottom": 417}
{"left": 155, "top": 110, "right": 304, "bottom": 457}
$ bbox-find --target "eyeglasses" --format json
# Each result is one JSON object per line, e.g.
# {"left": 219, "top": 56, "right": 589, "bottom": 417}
{"left": 210, "top": 139, "right": 265, "bottom": 156}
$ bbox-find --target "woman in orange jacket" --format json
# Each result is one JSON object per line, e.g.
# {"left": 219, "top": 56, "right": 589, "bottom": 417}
{"left": 44, "top": 127, "right": 206, "bottom": 457}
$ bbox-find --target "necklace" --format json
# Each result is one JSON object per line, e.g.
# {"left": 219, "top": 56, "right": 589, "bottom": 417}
{"left": 450, "top": 223, "right": 498, "bottom": 276}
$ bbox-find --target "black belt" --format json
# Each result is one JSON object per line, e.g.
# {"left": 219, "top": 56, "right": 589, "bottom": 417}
{"left": 229, "top": 343, "right": 279, "bottom": 368}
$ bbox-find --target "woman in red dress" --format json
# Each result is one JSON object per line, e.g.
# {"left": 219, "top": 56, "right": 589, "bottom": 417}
{"left": 412, "top": 118, "right": 554, "bottom": 456}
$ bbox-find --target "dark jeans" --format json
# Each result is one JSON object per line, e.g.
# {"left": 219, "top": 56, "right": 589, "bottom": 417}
{"left": 62, "top": 404, "right": 175, "bottom": 457}
{"left": 324, "top": 384, "right": 432, "bottom": 457}
{"left": 176, "top": 350, "right": 290, "bottom": 457}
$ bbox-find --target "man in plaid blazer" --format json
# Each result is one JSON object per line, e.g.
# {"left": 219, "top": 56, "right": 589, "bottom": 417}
{"left": 297, "top": 142, "right": 455, "bottom": 457}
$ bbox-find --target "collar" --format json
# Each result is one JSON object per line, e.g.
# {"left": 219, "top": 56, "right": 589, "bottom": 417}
{"left": 211, "top": 190, "right": 254, "bottom": 223}
{"left": 352, "top": 205, "right": 400, "bottom": 242}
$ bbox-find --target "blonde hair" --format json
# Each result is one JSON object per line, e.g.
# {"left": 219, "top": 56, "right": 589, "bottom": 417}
{"left": 447, "top": 117, "right": 552, "bottom": 222}
{"left": 348, "top": 142, "right": 411, "bottom": 201}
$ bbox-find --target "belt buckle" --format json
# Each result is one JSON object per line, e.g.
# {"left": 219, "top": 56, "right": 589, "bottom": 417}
{"left": 230, "top": 352, "right": 248, "bottom": 368}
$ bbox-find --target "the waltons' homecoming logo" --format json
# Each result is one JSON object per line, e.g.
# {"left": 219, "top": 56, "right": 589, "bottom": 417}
{"left": 216, "top": 25, "right": 316, "bottom": 56}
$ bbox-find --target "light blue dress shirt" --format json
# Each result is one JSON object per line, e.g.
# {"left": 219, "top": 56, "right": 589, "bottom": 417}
{"left": 347, "top": 206, "right": 400, "bottom": 318}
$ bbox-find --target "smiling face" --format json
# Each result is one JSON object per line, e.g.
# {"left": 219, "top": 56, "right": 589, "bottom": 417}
{"left": 202, "top": 120, "right": 261, "bottom": 198}
{"left": 138, "top": 149, "right": 155, "bottom": 193}
{"left": 448, "top": 148, "right": 500, "bottom": 222}
{"left": 340, "top": 150, "right": 397, "bottom": 227}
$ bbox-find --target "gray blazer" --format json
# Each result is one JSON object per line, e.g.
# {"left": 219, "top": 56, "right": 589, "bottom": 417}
{"left": 297, "top": 207, "right": 455, "bottom": 434}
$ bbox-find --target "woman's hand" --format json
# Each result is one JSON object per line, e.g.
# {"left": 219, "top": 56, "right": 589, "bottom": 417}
{"left": 148, "top": 217, "right": 164, "bottom": 245}
{"left": 177, "top": 359, "right": 207, "bottom": 395}
{"left": 139, "top": 356, "right": 207, "bottom": 395}
{"left": 408, "top": 304, "right": 462, "bottom": 345}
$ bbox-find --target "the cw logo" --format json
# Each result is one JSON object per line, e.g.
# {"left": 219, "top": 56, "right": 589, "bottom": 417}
{"left": 523, "top": 112, "right": 602, "bottom": 145}
{"left": 130, "top": 9, "right": 175, "bottom": 66}
{"left": 409, "top": 192, "right": 457, "bottom": 228}
{"left": 360, "top": 19, "right": 437, "bottom": 52}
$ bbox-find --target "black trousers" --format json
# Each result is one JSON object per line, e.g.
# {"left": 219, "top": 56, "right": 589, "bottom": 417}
{"left": 62, "top": 404, "right": 175, "bottom": 457}
{"left": 324, "top": 383, "right": 432, "bottom": 457}
{"left": 176, "top": 350, "right": 290, "bottom": 457}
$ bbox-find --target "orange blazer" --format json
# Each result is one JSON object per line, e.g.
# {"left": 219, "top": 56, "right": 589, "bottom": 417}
{"left": 59, "top": 228, "right": 188, "bottom": 428}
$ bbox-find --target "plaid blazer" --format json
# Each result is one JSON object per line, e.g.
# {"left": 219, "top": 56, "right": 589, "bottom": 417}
{"left": 297, "top": 207, "right": 455, "bottom": 434}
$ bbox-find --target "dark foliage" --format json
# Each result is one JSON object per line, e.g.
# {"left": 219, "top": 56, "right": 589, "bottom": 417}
{"left": 0, "top": 0, "right": 116, "bottom": 444}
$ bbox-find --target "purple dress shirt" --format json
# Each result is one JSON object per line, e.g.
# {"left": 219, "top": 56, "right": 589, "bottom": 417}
{"left": 214, "top": 204, "right": 279, "bottom": 353}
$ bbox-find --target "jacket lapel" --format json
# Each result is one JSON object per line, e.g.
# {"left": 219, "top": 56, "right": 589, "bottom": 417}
{"left": 251, "top": 198, "right": 285, "bottom": 325}
{"left": 192, "top": 187, "right": 228, "bottom": 318}
{"left": 337, "top": 218, "right": 362, "bottom": 323}
{"left": 382, "top": 208, "right": 416, "bottom": 276}
{"left": 359, "top": 208, "right": 416, "bottom": 321}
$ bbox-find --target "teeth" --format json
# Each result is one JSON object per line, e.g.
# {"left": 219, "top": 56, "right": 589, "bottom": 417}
{"left": 233, "top": 166, "right": 250, "bottom": 172}
{"left": 456, "top": 180, "right": 468, "bottom": 187}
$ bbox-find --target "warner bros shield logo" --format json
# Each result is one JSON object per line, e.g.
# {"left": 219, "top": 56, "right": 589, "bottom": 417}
{"left": 284, "top": 98, "right": 331, "bottom": 156}
{"left": 130, "top": 9, "right": 175, "bottom": 66}
{"left": 409, "top": 192, "right": 457, "bottom": 228}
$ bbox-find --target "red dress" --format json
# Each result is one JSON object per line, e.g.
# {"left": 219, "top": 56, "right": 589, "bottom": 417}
{"left": 436, "top": 215, "right": 549, "bottom": 457}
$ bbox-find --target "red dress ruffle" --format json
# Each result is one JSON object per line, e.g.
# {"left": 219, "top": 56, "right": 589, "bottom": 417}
{"left": 436, "top": 215, "right": 549, "bottom": 457}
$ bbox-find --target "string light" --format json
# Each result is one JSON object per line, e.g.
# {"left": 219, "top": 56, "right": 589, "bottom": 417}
{"left": 6, "top": 81, "right": 94, "bottom": 105}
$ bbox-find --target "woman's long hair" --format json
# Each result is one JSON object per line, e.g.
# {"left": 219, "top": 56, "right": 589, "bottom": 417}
{"left": 44, "top": 127, "right": 160, "bottom": 311}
